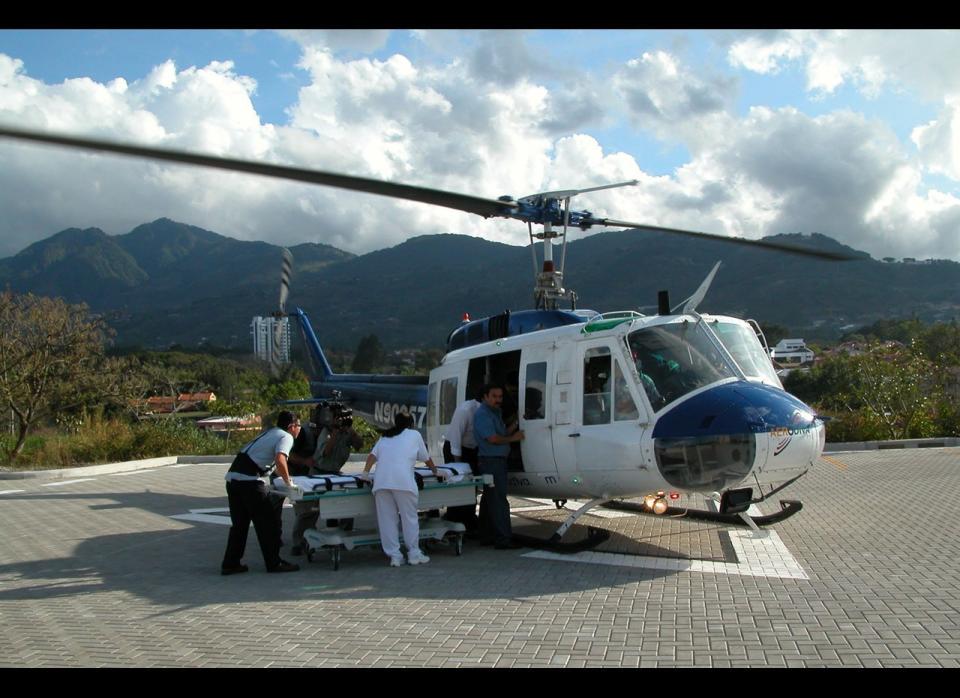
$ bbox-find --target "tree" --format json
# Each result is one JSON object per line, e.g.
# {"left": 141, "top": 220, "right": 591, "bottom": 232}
{"left": 351, "top": 334, "right": 384, "bottom": 372}
{"left": 786, "top": 341, "right": 944, "bottom": 441}
{"left": 0, "top": 292, "right": 111, "bottom": 458}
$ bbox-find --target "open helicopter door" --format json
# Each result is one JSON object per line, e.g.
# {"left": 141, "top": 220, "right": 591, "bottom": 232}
{"left": 426, "top": 362, "right": 466, "bottom": 461}
{"left": 517, "top": 344, "right": 558, "bottom": 484}
{"left": 553, "top": 339, "right": 649, "bottom": 491}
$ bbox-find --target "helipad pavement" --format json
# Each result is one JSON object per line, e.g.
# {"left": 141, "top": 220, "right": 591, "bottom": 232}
{"left": 1, "top": 448, "right": 958, "bottom": 667}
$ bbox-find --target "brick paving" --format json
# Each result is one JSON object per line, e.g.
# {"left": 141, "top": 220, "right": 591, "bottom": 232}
{"left": 1, "top": 448, "right": 959, "bottom": 667}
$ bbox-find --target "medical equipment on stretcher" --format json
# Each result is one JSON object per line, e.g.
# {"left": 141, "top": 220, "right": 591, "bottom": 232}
{"left": 271, "top": 463, "right": 488, "bottom": 570}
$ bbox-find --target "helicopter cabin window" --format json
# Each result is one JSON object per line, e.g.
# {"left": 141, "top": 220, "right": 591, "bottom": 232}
{"left": 710, "top": 320, "right": 781, "bottom": 387}
{"left": 439, "top": 377, "right": 459, "bottom": 426}
{"left": 427, "top": 381, "right": 439, "bottom": 428}
{"left": 583, "top": 347, "right": 612, "bottom": 425}
{"left": 613, "top": 360, "right": 639, "bottom": 421}
{"left": 523, "top": 362, "right": 547, "bottom": 420}
{"left": 627, "top": 323, "right": 737, "bottom": 409}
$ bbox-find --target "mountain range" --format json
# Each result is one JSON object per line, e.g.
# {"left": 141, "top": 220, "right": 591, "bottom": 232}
{"left": 2, "top": 218, "right": 959, "bottom": 351}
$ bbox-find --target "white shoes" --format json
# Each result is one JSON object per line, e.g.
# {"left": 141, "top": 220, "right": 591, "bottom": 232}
{"left": 389, "top": 555, "right": 405, "bottom": 567}
{"left": 407, "top": 551, "right": 430, "bottom": 565}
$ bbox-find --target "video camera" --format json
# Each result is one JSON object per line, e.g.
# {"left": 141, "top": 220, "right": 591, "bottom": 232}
{"left": 313, "top": 397, "right": 353, "bottom": 431}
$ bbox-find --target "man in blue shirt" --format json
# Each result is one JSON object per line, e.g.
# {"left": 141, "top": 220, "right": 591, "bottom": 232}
{"left": 473, "top": 383, "right": 525, "bottom": 549}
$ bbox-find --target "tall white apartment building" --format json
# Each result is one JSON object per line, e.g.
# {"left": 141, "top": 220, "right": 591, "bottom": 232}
{"left": 251, "top": 315, "right": 291, "bottom": 365}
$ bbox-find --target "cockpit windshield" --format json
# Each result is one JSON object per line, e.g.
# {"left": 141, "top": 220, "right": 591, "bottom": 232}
{"left": 709, "top": 320, "right": 782, "bottom": 388}
{"left": 627, "top": 321, "right": 737, "bottom": 410}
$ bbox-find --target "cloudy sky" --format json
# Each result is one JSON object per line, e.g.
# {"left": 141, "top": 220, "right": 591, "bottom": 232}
{"left": 0, "top": 29, "right": 958, "bottom": 262}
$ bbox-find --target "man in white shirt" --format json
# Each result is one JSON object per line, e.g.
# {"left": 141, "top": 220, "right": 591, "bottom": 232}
{"left": 221, "top": 411, "right": 302, "bottom": 575}
{"left": 442, "top": 396, "right": 482, "bottom": 533}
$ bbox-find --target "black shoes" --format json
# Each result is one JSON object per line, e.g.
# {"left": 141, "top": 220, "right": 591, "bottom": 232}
{"left": 222, "top": 560, "right": 300, "bottom": 574}
{"left": 268, "top": 560, "right": 300, "bottom": 573}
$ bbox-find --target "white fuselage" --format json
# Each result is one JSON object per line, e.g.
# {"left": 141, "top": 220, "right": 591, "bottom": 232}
{"left": 426, "top": 313, "right": 824, "bottom": 501}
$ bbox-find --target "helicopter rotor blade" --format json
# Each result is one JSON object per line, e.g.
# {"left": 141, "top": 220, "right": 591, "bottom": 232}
{"left": 271, "top": 248, "right": 293, "bottom": 377}
{"left": 0, "top": 126, "right": 858, "bottom": 262}
{"left": 278, "top": 247, "right": 292, "bottom": 314}
{"left": 0, "top": 126, "right": 518, "bottom": 219}
{"left": 592, "top": 218, "right": 859, "bottom": 261}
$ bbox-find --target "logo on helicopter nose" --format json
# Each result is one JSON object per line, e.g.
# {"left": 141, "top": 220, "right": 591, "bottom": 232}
{"left": 774, "top": 436, "right": 792, "bottom": 456}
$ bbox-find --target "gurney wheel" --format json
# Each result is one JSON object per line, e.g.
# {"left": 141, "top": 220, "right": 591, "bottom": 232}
{"left": 306, "top": 549, "right": 314, "bottom": 563}
{"left": 455, "top": 534, "right": 463, "bottom": 556}
{"left": 330, "top": 547, "right": 341, "bottom": 571}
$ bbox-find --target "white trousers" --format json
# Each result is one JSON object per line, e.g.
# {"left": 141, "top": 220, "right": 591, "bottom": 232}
{"left": 374, "top": 489, "right": 420, "bottom": 558}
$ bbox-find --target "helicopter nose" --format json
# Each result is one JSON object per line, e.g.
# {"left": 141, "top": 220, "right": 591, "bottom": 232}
{"left": 651, "top": 381, "right": 821, "bottom": 492}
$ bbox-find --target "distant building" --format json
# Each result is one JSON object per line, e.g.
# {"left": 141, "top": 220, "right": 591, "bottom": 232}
{"left": 251, "top": 316, "right": 291, "bottom": 365}
{"left": 142, "top": 391, "right": 217, "bottom": 414}
{"left": 770, "top": 338, "right": 815, "bottom": 366}
{"left": 196, "top": 415, "right": 260, "bottom": 433}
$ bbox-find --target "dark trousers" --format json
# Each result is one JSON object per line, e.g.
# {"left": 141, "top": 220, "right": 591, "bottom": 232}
{"left": 477, "top": 456, "right": 511, "bottom": 545}
{"left": 443, "top": 441, "right": 479, "bottom": 532}
{"left": 222, "top": 480, "right": 283, "bottom": 570}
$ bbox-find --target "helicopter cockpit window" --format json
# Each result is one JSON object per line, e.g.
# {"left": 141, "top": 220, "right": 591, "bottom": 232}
{"left": 523, "top": 362, "right": 547, "bottom": 420}
{"left": 711, "top": 321, "right": 782, "bottom": 387}
{"left": 439, "top": 377, "right": 459, "bottom": 425}
{"left": 627, "top": 323, "right": 737, "bottom": 409}
{"left": 427, "top": 381, "right": 439, "bottom": 427}
{"left": 582, "top": 347, "right": 612, "bottom": 425}
{"left": 613, "top": 360, "right": 639, "bottom": 421}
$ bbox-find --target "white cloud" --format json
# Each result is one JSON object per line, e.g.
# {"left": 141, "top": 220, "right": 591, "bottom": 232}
{"left": 613, "top": 50, "right": 737, "bottom": 146}
{"left": 725, "top": 29, "right": 960, "bottom": 231}
{"left": 727, "top": 32, "right": 805, "bottom": 74}
{"left": 912, "top": 96, "right": 960, "bottom": 180}
{"left": 727, "top": 29, "right": 960, "bottom": 99}
{"left": 278, "top": 30, "right": 391, "bottom": 53}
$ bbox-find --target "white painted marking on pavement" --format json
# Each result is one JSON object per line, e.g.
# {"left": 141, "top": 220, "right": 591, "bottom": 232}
{"left": 0, "top": 489, "right": 25, "bottom": 495}
{"left": 113, "top": 469, "right": 162, "bottom": 476}
{"left": 519, "top": 503, "right": 808, "bottom": 581}
{"left": 41, "top": 479, "right": 96, "bottom": 487}
{"left": 171, "top": 508, "right": 232, "bottom": 525}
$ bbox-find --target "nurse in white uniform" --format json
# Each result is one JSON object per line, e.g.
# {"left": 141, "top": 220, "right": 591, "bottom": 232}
{"left": 362, "top": 413, "right": 442, "bottom": 567}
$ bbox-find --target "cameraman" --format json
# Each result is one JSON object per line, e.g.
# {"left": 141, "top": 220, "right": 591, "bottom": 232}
{"left": 290, "top": 408, "right": 363, "bottom": 557}
{"left": 312, "top": 413, "right": 363, "bottom": 476}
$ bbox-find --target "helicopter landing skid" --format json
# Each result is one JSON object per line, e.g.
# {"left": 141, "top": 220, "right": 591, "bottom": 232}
{"left": 602, "top": 499, "right": 803, "bottom": 527}
{"left": 511, "top": 496, "right": 612, "bottom": 554}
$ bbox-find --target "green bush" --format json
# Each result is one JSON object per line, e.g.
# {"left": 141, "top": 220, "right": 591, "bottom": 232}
{"left": 0, "top": 415, "right": 250, "bottom": 469}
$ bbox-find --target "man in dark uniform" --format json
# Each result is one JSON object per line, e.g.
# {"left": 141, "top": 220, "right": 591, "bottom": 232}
{"left": 221, "top": 411, "right": 301, "bottom": 575}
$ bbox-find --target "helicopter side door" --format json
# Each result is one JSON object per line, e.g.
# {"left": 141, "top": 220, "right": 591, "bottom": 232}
{"left": 553, "top": 339, "right": 648, "bottom": 488}
{"left": 518, "top": 344, "right": 558, "bottom": 481}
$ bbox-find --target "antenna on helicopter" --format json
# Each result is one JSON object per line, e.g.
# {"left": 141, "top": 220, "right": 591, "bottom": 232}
{"left": 520, "top": 180, "right": 640, "bottom": 310}
{"left": 674, "top": 261, "right": 722, "bottom": 315}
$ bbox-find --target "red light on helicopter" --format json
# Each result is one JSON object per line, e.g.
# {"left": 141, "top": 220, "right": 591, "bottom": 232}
{"left": 461, "top": 312, "right": 470, "bottom": 323}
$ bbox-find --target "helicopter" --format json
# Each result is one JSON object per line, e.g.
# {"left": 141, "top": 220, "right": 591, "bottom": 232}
{"left": 0, "top": 125, "right": 852, "bottom": 546}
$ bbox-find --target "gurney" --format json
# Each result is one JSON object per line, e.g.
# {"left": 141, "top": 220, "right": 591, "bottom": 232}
{"left": 272, "top": 464, "right": 488, "bottom": 570}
